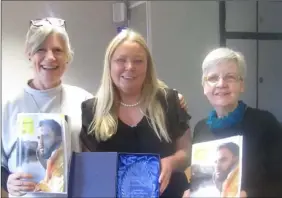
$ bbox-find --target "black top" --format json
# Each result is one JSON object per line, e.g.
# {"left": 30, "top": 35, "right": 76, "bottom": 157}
{"left": 80, "top": 88, "right": 191, "bottom": 197}
{"left": 193, "top": 107, "right": 282, "bottom": 197}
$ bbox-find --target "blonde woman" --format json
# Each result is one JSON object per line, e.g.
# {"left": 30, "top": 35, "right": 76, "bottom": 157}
{"left": 1, "top": 17, "right": 93, "bottom": 197}
{"left": 80, "top": 29, "right": 191, "bottom": 197}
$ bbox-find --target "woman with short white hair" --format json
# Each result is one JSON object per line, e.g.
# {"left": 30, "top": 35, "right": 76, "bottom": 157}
{"left": 190, "top": 47, "right": 282, "bottom": 197}
{"left": 1, "top": 17, "right": 93, "bottom": 197}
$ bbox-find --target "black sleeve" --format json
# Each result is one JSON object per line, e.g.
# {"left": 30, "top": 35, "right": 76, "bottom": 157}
{"left": 261, "top": 111, "right": 282, "bottom": 196}
{"left": 79, "top": 99, "right": 98, "bottom": 152}
{"left": 192, "top": 119, "right": 207, "bottom": 144}
{"left": 1, "top": 166, "right": 10, "bottom": 192}
{"left": 163, "top": 89, "right": 191, "bottom": 140}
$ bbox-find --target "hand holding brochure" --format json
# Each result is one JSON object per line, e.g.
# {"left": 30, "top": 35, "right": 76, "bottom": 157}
{"left": 16, "top": 113, "right": 69, "bottom": 195}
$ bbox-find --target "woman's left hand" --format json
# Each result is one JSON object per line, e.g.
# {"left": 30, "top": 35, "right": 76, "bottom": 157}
{"left": 159, "top": 157, "right": 173, "bottom": 194}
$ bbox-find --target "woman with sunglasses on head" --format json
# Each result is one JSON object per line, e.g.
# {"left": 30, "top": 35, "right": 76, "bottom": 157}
{"left": 1, "top": 17, "right": 94, "bottom": 197}
{"left": 184, "top": 47, "right": 282, "bottom": 197}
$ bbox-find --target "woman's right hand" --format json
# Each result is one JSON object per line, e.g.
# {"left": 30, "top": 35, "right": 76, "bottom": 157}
{"left": 7, "top": 172, "right": 36, "bottom": 196}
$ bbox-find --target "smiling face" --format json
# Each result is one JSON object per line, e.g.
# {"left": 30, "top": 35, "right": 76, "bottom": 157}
{"left": 203, "top": 60, "right": 244, "bottom": 109}
{"left": 29, "top": 32, "right": 68, "bottom": 88}
{"left": 110, "top": 40, "right": 147, "bottom": 95}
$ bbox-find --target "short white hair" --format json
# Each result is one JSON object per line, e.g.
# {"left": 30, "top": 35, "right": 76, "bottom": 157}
{"left": 25, "top": 23, "right": 74, "bottom": 63}
{"left": 202, "top": 47, "right": 246, "bottom": 83}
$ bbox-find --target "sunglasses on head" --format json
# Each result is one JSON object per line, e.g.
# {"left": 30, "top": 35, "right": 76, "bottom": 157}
{"left": 30, "top": 17, "right": 66, "bottom": 28}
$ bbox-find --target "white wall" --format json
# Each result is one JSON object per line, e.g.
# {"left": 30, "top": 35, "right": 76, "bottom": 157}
{"left": 149, "top": 1, "right": 219, "bottom": 129}
{"left": 2, "top": 1, "right": 116, "bottom": 102}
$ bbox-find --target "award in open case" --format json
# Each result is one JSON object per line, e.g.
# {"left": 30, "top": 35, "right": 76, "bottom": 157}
{"left": 68, "top": 152, "right": 160, "bottom": 198}
{"left": 16, "top": 113, "right": 69, "bottom": 195}
{"left": 190, "top": 135, "right": 243, "bottom": 197}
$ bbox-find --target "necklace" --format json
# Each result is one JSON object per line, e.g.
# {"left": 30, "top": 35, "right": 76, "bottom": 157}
{"left": 120, "top": 100, "right": 141, "bottom": 107}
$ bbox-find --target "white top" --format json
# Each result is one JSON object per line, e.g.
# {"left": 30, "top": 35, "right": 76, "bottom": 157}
{"left": 2, "top": 81, "right": 93, "bottom": 197}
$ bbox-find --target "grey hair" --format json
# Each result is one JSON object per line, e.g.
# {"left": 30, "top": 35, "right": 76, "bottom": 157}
{"left": 201, "top": 47, "right": 246, "bottom": 84}
{"left": 25, "top": 24, "right": 74, "bottom": 63}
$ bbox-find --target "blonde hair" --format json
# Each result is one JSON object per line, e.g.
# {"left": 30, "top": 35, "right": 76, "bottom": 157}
{"left": 89, "top": 29, "right": 170, "bottom": 142}
{"left": 25, "top": 19, "right": 73, "bottom": 63}
{"left": 201, "top": 47, "right": 247, "bottom": 84}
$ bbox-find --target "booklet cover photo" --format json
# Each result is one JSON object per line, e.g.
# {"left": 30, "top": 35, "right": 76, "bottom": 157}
{"left": 190, "top": 135, "right": 243, "bottom": 197}
{"left": 16, "top": 113, "right": 69, "bottom": 195}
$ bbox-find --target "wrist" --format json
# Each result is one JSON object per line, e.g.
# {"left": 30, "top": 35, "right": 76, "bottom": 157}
{"left": 165, "top": 155, "right": 178, "bottom": 171}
